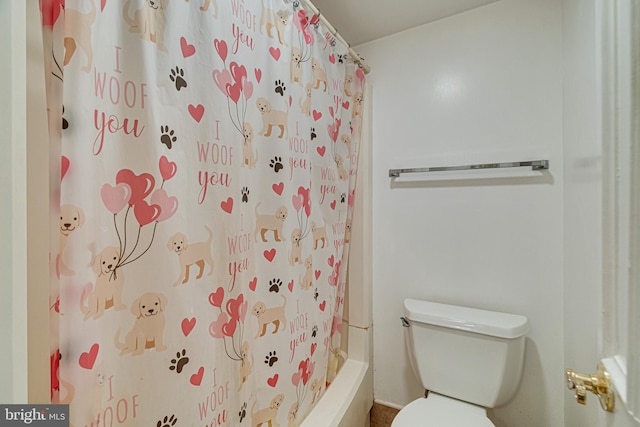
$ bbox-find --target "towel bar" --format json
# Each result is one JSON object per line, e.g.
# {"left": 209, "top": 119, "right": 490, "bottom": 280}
{"left": 388, "top": 160, "right": 549, "bottom": 178}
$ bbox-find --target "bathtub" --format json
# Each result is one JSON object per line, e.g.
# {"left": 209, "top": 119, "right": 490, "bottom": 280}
{"left": 301, "top": 84, "right": 374, "bottom": 427}
{"left": 300, "top": 326, "right": 373, "bottom": 427}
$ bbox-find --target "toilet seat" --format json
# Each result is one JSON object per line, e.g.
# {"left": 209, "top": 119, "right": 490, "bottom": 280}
{"left": 391, "top": 393, "right": 496, "bottom": 427}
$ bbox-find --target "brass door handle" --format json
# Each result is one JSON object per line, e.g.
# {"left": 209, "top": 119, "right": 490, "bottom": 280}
{"left": 565, "top": 363, "right": 614, "bottom": 412}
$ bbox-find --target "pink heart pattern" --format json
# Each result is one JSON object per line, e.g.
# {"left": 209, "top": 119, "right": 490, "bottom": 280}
{"left": 79, "top": 343, "right": 99, "bottom": 370}
{"left": 181, "top": 318, "right": 196, "bottom": 336}
{"left": 188, "top": 104, "right": 205, "bottom": 122}
{"left": 180, "top": 37, "right": 196, "bottom": 57}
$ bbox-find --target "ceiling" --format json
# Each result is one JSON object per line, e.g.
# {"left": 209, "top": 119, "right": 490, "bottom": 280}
{"left": 309, "top": 0, "right": 499, "bottom": 46}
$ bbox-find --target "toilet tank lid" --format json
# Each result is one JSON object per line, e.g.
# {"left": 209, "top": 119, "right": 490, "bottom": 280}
{"left": 403, "top": 299, "right": 528, "bottom": 339}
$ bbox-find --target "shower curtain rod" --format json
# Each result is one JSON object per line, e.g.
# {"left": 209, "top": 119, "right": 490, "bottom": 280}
{"left": 296, "top": 0, "right": 372, "bottom": 74}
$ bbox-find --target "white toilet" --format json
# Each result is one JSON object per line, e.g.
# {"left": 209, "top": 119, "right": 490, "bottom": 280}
{"left": 391, "top": 298, "right": 528, "bottom": 426}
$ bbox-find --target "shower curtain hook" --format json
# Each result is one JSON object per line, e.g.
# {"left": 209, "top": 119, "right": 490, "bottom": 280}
{"left": 293, "top": 0, "right": 300, "bottom": 8}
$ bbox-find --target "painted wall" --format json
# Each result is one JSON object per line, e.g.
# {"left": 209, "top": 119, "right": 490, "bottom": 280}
{"left": 357, "top": 0, "right": 565, "bottom": 425}
{"left": 0, "top": 0, "right": 15, "bottom": 403}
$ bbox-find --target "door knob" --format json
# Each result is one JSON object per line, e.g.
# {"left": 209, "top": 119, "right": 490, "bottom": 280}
{"left": 565, "top": 362, "right": 614, "bottom": 412}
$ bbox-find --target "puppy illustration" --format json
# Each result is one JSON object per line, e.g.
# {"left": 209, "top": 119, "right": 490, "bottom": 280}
{"left": 260, "top": 0, "right": 289, "bottom": 46}
{"left": 312, "top": 58, "right": 328, "bottom": 92}
{"left": 335, "top": 154, "right": 349, "bottom": 181}
{"left": 287, "top": 402, "right": 299, "bottom": 427}
{"left": 251, "top": 393, "right": 285, "bottom": 427}
{"left": 344, "top": 74, "right": 353, "bottom": 97}
{"left": 299, "top": 255, "right": 313, "bottom": 290}
{"left": 311, "top": 220, "right": 327, "bottom": 249}
{"left": 352, "top": 92, "right": 364, "bottom": 119}
{"left": 310, "top": 376, "right": 325, "bottom": 403}
{"left": 81, "top": 246, "right": 126, "bottom": 319}
{"left": 242, "top": 122, "right": 258, "bottom": 169}
{"left": 290, "top": 48, "right": 303, "bottom": 85}
{"left": 299, "top": 83, "right": 312, "bottom": 117}
{"left": 254, "top": 203, "right": 288, "bottom": 242}
{"left": 253, "top": 294, "right": 287, "bottom": 337}
{"left": 288, "top": 228, "right": 303, "bottom": 266}
{"left": 186, "top": 0, "right": 218, "bottom": 16}
{"left": 59, "top": 204, "right": 84, "bottom": 276}
{"left": 340, "top": 134, "right": 353, "bottom": 158}
{"left": 115, "top": 292, "right": 168, "bottom": 356}
{"left": 257, "top": 97, "right": 289, "bottom": 139}
{"left": 167, "top": 225, "right": 214, "bottom": 286}
{"left": 238, "top": 340, "right": 254, "bottom": 391}
{"left": 64, "top": 0, "right": 96, "bottom": 73}
{"left": 123, "top": 0, "right": 168, "bottom": 52}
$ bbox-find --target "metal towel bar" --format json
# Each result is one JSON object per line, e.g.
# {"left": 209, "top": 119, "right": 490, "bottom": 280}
{"left": 388, "top": 160, "right": 549, "bottom": 178}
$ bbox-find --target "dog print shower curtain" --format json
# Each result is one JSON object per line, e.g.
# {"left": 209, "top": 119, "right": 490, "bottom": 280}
{"left": 41, "top": 0, "right": 365, "bottom": 425}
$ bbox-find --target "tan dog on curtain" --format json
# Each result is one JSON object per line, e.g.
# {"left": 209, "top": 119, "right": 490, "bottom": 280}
{"left": 81, "top": 246, "right": 126, "bottom": 319}
{"left": 260, "top": 0, "right": 289, "bottom": 46}
{"left": 253, "top": 294, "right": 287, "bottom": 338}
{"left": 251, "top": 393, "right": 285, "bottom": 427}
{"left": 312, "top": 58, "right": 328, "bottom": 92}
{"left": 115, "top": 292, "right": 168, "bottom": 356}
{"left": 123, "top": 0, "right": 168, "bottom": 52}
{"left": 242, "top": 122, "right": 258, "bottom": 169}
{"left": 167, "top": 226, "right": 215, "bottom": 286}
{"left": 254, "top": 203, "right": 288, "bottom": 242}
{"left": 59, "top": 204, "right": 84, "bottom": 276}
{"left": 299, "top": 255, "right": 314, "bottom": 290}
{"left": 64, "top": 0, "right": 96, "bottom": 73}
{"left": 257, "top": 97, "right": 289, "bottom": 139}
{"left": 237, "top": 340, "right": 254, "bottom": 391}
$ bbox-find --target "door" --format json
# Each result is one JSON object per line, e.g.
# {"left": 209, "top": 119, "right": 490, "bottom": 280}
{"left": 564, "top": 0, "right": 639, "bottom": 425}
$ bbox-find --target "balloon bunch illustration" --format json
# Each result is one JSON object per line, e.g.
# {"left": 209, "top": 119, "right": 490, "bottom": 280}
{"left": 100, "top": 156, "right": 178, "bottom": 273}
{"left": 212, "top": 38, "right": 254, "bottom": 136}
{"left": 292, "top": 8, "right": 318, "bottom": 63}
{"left": 292, "top": 186, "right": 312, "bottom": 242}
{"left": 208, "top": 286, "right": 248, "bottom": 361}
{"left": 292, "top": 356, "right": 316, "bottom": 406}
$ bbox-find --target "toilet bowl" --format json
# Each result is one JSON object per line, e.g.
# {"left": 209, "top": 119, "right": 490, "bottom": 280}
{"left": 391, "top": 393, "right": 495, "bottom": 426}
{"left": 391, "top": 299, "right": 528, "bottom": 426}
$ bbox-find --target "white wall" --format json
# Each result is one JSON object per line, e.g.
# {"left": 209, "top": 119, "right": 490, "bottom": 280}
{"left": 0, "top": 0, "right": 16, "bottom": 403}
{"left": 357, "top": 0, "right": 565, "bottom": 425}
{"left": 561, "top": 0, "right": 602, "bottom": 425}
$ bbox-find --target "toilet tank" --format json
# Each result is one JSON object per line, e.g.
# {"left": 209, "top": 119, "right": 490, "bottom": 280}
{"left": 402, "top": 299, "right": 528, "bottom": 408}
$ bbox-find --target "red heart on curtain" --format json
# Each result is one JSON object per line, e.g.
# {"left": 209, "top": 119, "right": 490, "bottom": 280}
{"left": 225, "top": 82, "right": 242, "bottom": 104}
{"left": 267, "top": 374, "right": 279, "bottom": 387}
{"left": 188, "top": 104, "right": 205, "bottom": 122}
{"left": 249, "top": 277, "right": 257, "bottom": 291}
{"left": 60, "top": 156, "right": 70, "bottom": 180}
{"left": 180, "top": 37, "right": 196, "bottom": 57}
{"left": 263, "top": 249, "right": 276, "bottom": 262}
{"left": 115, "top": 169, "right": 155, "bottom": 205}
{"left": 315, "top": 270, "right": 321, "bottom": 280}
{"left": 229, "top": 62, "right": 247, "bottom": 85}
{"left": 190, "top": 367, "right": 204, "bottom": 386}
{"left": 312, "top": 110, "right": 322, "bottom": 121}
{"left": 220, "top": 197, "right": 233, "bottom": 214}
{"left": 213, "top": 38, "right": 228, "bottom": 62}
{"left": 181, "top": 318, "right": 196, "bottom": 336}
{"left": 272, "top": 182, "right": 284, "bottom": 195}
{"left": 133, "top": 200, "right": 161, "bottom": 226}
{"left": 159, "top": 156, "right": 177, "bottom": 181}
{"left": 269, "top": 47, "right": 281, "bottom": 61}
{"left": 222, "top": 318, "right": 237, "bottom": 337}
{"left": 209, "top": 287, "right": 225, "bottom": 307}
{"left": 79, "top": 343, "right": 99, "bottom": 370}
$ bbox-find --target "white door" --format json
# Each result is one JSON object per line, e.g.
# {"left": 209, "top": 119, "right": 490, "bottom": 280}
{"left": 564, "top": 0, "right": 639, "bottom": 425}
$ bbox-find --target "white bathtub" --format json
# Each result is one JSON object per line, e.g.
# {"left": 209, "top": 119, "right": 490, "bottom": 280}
{"left": 301, "top": 84, "right": 374, "bottom": 427}
{"left": 300, "top": 326, "right": 373, "bottom": 427}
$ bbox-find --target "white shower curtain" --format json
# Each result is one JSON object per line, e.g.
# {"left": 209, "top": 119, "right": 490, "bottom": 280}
{"left": 41, "top": 0, "right": 365, "bottom": 425}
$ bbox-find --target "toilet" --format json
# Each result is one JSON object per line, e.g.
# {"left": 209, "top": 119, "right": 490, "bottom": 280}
{"left": 391, "top": 298, "right": 528, "bottom": 426}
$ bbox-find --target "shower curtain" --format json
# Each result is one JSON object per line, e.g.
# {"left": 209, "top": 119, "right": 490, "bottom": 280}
{"left": 41, "top": 0, "right": 365, "bottom": 425}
